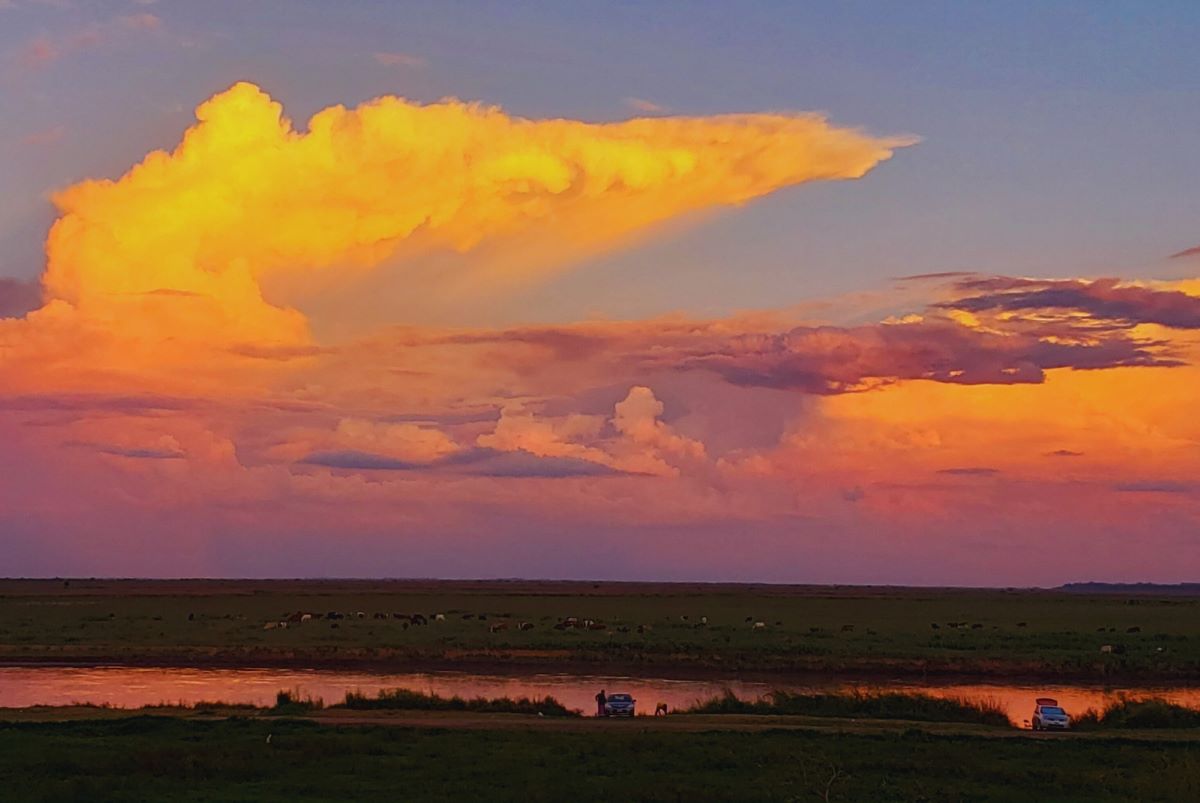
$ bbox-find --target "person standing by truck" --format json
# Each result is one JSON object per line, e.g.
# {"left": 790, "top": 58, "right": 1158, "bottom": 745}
{"left": 595, "top": 689, "right": 607, "bottom": 717}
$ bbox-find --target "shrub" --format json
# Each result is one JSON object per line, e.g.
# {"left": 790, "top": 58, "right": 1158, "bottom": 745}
{"left": 684, "top": 689, "right": 1011, "bottom": 727}
{"left": 1073, "top": 698, "right": 1200, "bottom": 730}
{"left": 339, "top": 688, "right": 577, "bottom": 717}
{"left": 273, "top": 689, "right": 323, "bottom": 713}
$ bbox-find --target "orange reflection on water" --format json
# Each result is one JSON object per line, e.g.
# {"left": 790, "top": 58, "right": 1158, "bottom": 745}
{"left": 2, "top": 667, "right": 1198, "bottom": 725}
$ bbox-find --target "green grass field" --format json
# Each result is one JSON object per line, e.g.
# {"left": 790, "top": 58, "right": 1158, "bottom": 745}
{"left": 1, "top": 715, "right": 1197, "bottom": 802}
{"left": 2, "top": 580, "right": 1197, "bottom": 678}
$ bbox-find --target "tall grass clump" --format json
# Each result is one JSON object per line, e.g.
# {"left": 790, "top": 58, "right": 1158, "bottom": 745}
{"left": 339, "top": 688, "right": 577, "bottom": 717}
{"left": 1072, "top": 698, "right": 1200, "bottom": 730}
{"left": 684, "top": 689, "right": 1011, "bottom": 727}
{"left": 144, "top": 700, "right": 258, "bottom": 712}
{"left": 273, "top": 689, "right": 323, "bottom": 713}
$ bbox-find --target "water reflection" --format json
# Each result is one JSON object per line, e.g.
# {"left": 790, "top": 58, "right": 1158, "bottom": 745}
{"left": 1, "top": 666, "right": 1197, "bottom": 725}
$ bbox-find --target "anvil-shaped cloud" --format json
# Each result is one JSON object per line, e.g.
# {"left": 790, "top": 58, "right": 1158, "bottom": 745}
{"left": 1, "top": 84, "right": 1197, "bottom": 583}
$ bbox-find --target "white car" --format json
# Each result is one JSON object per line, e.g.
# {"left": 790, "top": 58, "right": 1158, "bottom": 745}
{"left": 1031, "top": 698, "right": 1070, "bottom": 731}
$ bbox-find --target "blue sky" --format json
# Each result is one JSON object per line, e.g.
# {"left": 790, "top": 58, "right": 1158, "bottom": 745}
{"left": 2, "top": 0, "right": 1198, "bottom": 325}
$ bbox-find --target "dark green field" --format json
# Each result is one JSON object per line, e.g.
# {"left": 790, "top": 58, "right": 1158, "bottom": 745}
{"left": 2, "top": 580, "right": 1197, "bottom": 678}
{"left": 1, "top": 715, "right": 1197, "bottom": 802}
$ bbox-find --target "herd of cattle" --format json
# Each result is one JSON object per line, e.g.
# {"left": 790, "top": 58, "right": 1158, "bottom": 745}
{"left": 257, "top": 613, "right": 1151, "bottom": 640}
{"left": 258, "top": 611, "right": 784, "bottom": 633}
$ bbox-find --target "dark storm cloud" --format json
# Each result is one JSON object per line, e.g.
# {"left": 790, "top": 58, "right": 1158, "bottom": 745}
{"left": 945, "top": 277, "right": 1200, "bottom": 329}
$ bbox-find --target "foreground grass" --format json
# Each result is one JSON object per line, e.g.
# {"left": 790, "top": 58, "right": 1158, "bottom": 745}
{"left": 3, "top": 579, "right": 1197, "bottom": 678}
{"left": 685, "top": 689, "right": 1011, "bottom": 726}
{"left": 0, "top": 716, "right": 1198, "bottom": 802}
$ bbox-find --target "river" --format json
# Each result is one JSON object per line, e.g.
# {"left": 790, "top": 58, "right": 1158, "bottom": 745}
{"left": 3, "top": 666, "right": 1199, "bottom": 725}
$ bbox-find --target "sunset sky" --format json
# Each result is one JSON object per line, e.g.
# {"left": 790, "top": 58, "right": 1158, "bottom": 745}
{"left": 1, "top": 2, "right": 1198, "bottom": 584}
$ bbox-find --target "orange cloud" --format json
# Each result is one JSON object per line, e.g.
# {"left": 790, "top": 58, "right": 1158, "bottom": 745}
{"left": 39, "top": 83, "right": 908, "bottom": 335}
{"left": 4, "top": 80, "right": 1197, "bottom": 581}
{"left": 2, "top": 82, "right": 910, "bottom": 393}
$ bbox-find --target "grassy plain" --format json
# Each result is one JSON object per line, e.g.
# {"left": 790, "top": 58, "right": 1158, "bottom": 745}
{"left": 1, "top": 579, "right": 1197, "bottom": 678}
{"left": 0, "top": 713, "right": 1197, "bottom": 802}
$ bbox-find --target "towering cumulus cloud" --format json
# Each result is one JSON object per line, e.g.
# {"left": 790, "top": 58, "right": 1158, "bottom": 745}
{"left": 9, "top": 81, "right": 1197, "bottom": 582}
{"left": 34, "top": 82, "right": 910, "bottom": 357}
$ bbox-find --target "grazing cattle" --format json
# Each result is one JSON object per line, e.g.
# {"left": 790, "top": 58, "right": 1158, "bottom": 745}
{"left": 286, "top": 612, "right": 305, "bottom": 624}
{"left": 462, "top": 614, "right": 475, "bottom": 620}
{"left": 587, "top": 622, "right": 607, "bottom": 631}
{"left": 355, "top": 611, "right": 366, "bottom": 619}
{"left": 774, "top": 620, "right": 782, "bottom": 626}
{"left": 680, "top": 615, "right": 689, "bottom": 622}
{"left": 655, "top": 703, "right": 669, "bottom": 716}
{"left": 411, "top": 614, "right": 427, "bottom": 625}
{"left": 841, "top": 624, "right": 855, "bottom": 632}
{"left": 1016, "top": 622, "right": 1027, "bottom": 628}
{"left": 478, "top": 614, "right": 488, "bottom": 621}
{"left": 809, "top": 627, "right": 822, "bottom": 634}
{"left": 1127, "top": 626, "right": 1141, "bottom": 633}
{"left": 519, "top": 622, "right": 534, "bottom": 631}
{"left": 301, "top": 614, "right": 313, "bottom": 623}
{"left": 744, "top": 616, "right": 754, "bottom": 623}
{"left": 188, "top": 613, "right": 195, "bottom": 621}
{"left": 1100, "top": 644, "right": 1114, "bottom": 653}
{"left": 372, "top": 612, "right": 386, "bottom": 620}
{"left": 636, "top": 624, "right": 650, "bottom": 634}
{"left": 617, "top": 626, "right": 630, "bottom": 633}
{"left": 752, "top": 621, "right": 766, "bottom": 630}
{"left": 489, "top": 622, "right": 509, "bottom": 633}
{"left": 553, "top": 621, "right": 568, "bottom": 631}
{"left": 263, "top": 621, "right": 278, "bottom": 630}
{"left": 931, "top": 623, "right": 940, "bottom": 630}
{"left": 700, "top": 616, "right": 708, "bottom": 625}
{"left": 970, "top": 623, "right": 983, "bottom": 630}
{"left": 434, "top": 614, "right": 446, "bottom": 622}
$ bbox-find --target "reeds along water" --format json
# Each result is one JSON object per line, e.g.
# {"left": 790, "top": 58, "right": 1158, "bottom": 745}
{"left": 682, "top": 689, "right": 1012, "bottom": 726}
{"left": 339, "top": 688, "right": 578, "bottom": 716}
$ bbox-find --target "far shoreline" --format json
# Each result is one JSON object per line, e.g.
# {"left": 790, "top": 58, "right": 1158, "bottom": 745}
{"left": 4, "top": 653, "right": 1200, "bottom": 685}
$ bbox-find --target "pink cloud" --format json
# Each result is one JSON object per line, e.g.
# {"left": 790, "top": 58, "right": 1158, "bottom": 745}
{"left": 120, "top": 12, "right": 162, "bottom": 31}
{"left": 16, "top": 37, "right": 57, "bottom": 69}
{"left": 20, "top": 125, "right": 65, "bottom": 146}
{"left": 373, "top": 51, "right": 426, "bottom": 68}
{"left": 9, "top": 13, "right": 163, "bottom": 73}
{"left": 624, "top": 97, "right": 666, "bottom": 114}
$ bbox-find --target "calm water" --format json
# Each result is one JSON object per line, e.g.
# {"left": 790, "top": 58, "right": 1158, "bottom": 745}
{"left": 3, "top": 666, "right": 1199, "bottom": 725}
